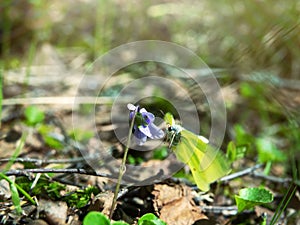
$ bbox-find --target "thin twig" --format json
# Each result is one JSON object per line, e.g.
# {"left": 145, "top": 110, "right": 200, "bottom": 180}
{"left": 220, "top": 164, "right": 263, "bottom": 182}
{"left": 200, "top": 205, "right": 238, "bottom": 216}
{"left": 220, "top": 164, "right": 293, "bottom": 185}
{"left": 4, "top": 168, "right": 111, "bottom": 178}
{"left": 252, "top": 171, "right": 292, "bottom": 184}
{"left": 0, "top": 157, "right": 87, "bottom": 166}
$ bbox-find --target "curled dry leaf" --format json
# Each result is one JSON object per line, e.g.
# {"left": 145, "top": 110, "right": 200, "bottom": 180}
{"left": 152, "top": 184, "right": 207, "bottom": 225}
{"left": 88, "top": 191, "right": 114, "bottom": 217}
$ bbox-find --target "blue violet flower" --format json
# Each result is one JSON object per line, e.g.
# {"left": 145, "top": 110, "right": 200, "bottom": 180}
{"left": 127, "top": 103, "right": 164, "bottom": 145}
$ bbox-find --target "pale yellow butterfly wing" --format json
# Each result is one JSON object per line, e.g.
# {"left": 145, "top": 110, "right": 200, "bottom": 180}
{"left": 164, "top": 112, "right": 175, "bottom": 126}
{"left": 174, "top": 129, "right": 231, "bottom": 191}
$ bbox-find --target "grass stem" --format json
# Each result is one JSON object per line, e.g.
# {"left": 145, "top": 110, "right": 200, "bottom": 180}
{"left": 109, "top": 109, "right": 136, "bottom": 219}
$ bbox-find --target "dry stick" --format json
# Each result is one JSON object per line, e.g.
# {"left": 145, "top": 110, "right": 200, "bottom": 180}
{"left": 220, "top": 164, "right": 263, "bottom": 182}
{"left": 109, "top": 109, "right": 136, "bottom": 219}
{"left": 220, "top": 164, "right": 293, "bottom": 184}
{"left": 4, "top": 168, "right": 111, "bottom": 178}
{"left": 252, "top": 171, "right": 292, "bottom": 184}
{"left": 200, "top": 205, "right": 238, "bottom": 216}
{"left": 0, "top": 157, "right": 87, "bottom": 166}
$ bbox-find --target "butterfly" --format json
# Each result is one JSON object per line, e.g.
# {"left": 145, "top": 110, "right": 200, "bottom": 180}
{"left": 164, "top": 112, "right": 231, "bottom": 191}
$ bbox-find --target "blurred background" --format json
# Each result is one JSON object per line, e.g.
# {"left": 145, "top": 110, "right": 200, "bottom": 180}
{"left": 1, "top": 1, "right": 300, "bottom": 223}
{"left": 2, "top": 0, "right": 300, "bottom": 129}
{"left": 1, "top": 0, "right": 300, "bottom": 162}
{"left": 1, "top": 0, "right": 300, "bottom": 75}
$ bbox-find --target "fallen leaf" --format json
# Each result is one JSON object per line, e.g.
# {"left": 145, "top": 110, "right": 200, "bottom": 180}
{"left": 0, "top": 177, "right": 12, "bottom": 200}
{"left": 28, "top": 219, "right": 49, "bottom": 225}
{"left": 152, "top": 184, "right": 207, "bottom": 225}
{"left": 88, "top": 191, "right": 114, "bottom": 217}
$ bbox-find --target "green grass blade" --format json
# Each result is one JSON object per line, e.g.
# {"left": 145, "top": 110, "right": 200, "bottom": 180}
{"left": 0, "top": 131, "right": 36, "bottom": 205}
{"left": 0, "top": 172, "right": 36, "bottom": 206}
{"left": 9, "top": 181, "right": 22, "bottom": 215}
{"left": 0, "top": 63, "right": 2, "bottom": 129}
{"left": 269, "top": 183, "right": 297, "bottom": 225}
{"left": 4, "top": 132, "right": 27, "bottom": 171}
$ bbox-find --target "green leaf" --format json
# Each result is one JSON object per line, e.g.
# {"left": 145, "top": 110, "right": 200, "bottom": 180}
{"left": 83, "top": 211, "right": 110, "bottom": 225}
{"left": 43, "top": 135, "right": 64, "bottom": 150}
{"left": 255, "top": 138, "right": 287, "bottom": 163}
{"left": 69, "top": 128, "right": 94, "bottom": 143}
{"left": 38, "top": 124, "right": 64, "bottom": 150}
{"left": 235, "top": 187, "right": 274, "bottom": 212}
{"left": 64, "top": 186, "right": 100, "bottom": 208}
{"left": 153, "top": 147, "right": 169, "bottom": 160}
{"left": 234, "top": 124, "right": 253, "bottom": 146}
{"left": 240, "top": 82, "right": 256, "bottom": 98}
{"left": 45, "top": 182, "right": 65, "bottom": 199}
{"left": 226, "top": 141, "right": 236, "bottom": 162}
{"left": 24, "top": 106, "right": 45, "bottom": 126}
{"left": 127, "top": 154, "right": 144, "bottom": 165}
{"left": 1, "top": 172, "right": 36, "bottom": 206}
{"left": 9, "top": 182, "right": 22, "bottom": 215}
{"left": 0, "top": 64, "right": 3, "bottom": 127}
{"left": 226, "top": 141, "right": 247, "bottom": 163}
{"left": 138, "top": 213, "right": 167, "bottom": 225}
{"left": 111, "top": 221, "right": 130, "bottom": 225}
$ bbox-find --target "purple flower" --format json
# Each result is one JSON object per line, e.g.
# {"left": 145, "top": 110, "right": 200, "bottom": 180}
{"left": 127, "top": 103, "right": 164, "bottom": 145}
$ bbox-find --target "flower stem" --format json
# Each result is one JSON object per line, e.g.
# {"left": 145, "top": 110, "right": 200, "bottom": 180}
{"left": 109, "top": 109, "right": 136, "bottom": 219}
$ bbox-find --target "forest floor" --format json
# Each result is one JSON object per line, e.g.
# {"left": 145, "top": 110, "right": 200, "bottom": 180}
{"left": 1, "top": 43, "right": 300, "bottom": 225}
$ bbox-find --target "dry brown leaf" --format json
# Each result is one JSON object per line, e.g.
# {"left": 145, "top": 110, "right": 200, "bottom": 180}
{"left": 152, "top": 184, "right": 207, "bottom": 225}
{"left": 255, "top": 206, "right": 276, "bottom": 225}
{"left": 88, "top": 191, "right": 114, "bottom": 217}
{"left": 0, "top": 177, "right": 13, "bottom": 199}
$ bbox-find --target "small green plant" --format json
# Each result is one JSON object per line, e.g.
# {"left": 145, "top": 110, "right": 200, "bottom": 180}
{"left": 153, "top": 146, "right": 169, "bottom": 160}
{"left": 235, "top": 187, "right": 274, "bottom": 212}
{"left": 17, "top": 176, "right": 100, "bottom": 209}
{"left": 37, "top": 124, "right": 64, "bottom": 150}
{"left": 255, "top": 137, "right": 287, "bottom": 174}
{"left": 270, "top": 183, "right": 297, "bottom": 225}
{"left": 63, "top": 185, "right": 100, "bottom": 208}
{"left": 83, "top": 212, "right": 166, "bottom": 225}
{"left": 0, "top": 173, "right": 22, "bottom": 215}
{"left": 24, "top": 105, "right": 45, "bottom": 126}
{"left": 0, "top": 63, "right": 3, "bottom": 128}
{"left": 69, "top": 128, "right": 94, "bottom": 143}
{"left": 45, "top": 181, "right": 65, "bottom": 199}
{"left": 226, "top": 141, "right": 247, "bottom": 163}
{"left": 233, "top": 124, "right": 254, "bottom": 150}
{"left": 23, "top": 106, "right": 65, "bottom": 150}
{"left": 0, "top": 132, "right": 36, "bottom": 214}
{"left": 127, "top": 154, "right": 144, "bottom": 165}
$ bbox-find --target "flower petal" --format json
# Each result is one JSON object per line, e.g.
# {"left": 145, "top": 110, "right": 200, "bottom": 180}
{"left": 133, "top": 131, "right": 147, "bottom": 145}
{"left": 142, "top": 112, "right": 155, "bottom": 124}
{"left": 127, "top": 103, "right": 136, "bottom": 111}
{"left": 134, "top": 129, "right": 147, "bottom": 139}
{"left": 139, "top": 108, "right": 147, "bottom": 113}
{"left": 148, "top": 123, "right": 165, "bottom": 139}
{"left": 129, "top": 111, "right": 135, "bottom": 120}
{"left": 127, "top": 103, "right": 163, "bottom": 145}
{"left": 138, "top": 125, "right": 152, "bottom": 137}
